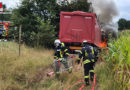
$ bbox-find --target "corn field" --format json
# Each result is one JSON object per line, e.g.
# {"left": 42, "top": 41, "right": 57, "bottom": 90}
{"left": 102, "top": 30, "right": 130, "bottom": 90}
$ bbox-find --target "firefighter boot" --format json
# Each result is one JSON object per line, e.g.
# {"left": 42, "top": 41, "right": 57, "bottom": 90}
{"left": 85, "top": 76, "right": 90, "bottom": 86}
{"left": 68, "top": 68, "right": 72, "bottom": 73}
{"left": 55, "top": 72, "right": 60, "bottom": 78}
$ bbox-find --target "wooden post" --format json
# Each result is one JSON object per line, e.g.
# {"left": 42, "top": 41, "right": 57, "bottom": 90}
{"left": 19, "top": 25, "right": 22, "bottom": 56}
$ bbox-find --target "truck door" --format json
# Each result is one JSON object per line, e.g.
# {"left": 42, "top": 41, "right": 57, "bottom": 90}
{"left": 83, "top": 16, "right": 93, "bottom": 42}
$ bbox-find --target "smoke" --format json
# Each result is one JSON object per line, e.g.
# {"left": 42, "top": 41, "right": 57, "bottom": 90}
{"left": 88, "top": 0, "right": 119, "bottom": 37}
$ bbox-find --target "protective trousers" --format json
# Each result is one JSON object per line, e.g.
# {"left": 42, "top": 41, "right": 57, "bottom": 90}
{"left": 90, "top": 61, "right": 94, "bottom": 81}
{"left": 84, "top": 60, "right": 94, "bottom": 85}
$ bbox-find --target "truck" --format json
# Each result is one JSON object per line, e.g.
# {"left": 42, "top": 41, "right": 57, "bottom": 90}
{"left": 0, "top": 22, "right": 10, "bottom": 40}
{"left": 59, "top": 11, "right": 107, "bottom": 52}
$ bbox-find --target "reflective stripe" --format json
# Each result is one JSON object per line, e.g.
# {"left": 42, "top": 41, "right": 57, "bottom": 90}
{"left": 85, "top": 50, "right": 88, "bottom": 56}
{"left": 68, "top": 68, "right": 72, "bottom": 72}
{"left": 83, "top": 59, "right": 90, "bottom": 64}
{"left": 80, "top": 51, "right": 82, "bottom": 54}
{"left": 54, "top": 56, "right": 58, "bottom": 59}
{"left": 92, "top": 47, "right": 94, "bottom": 55}
{"left": 84, "top": 75, "right": 89, "bottom": 78}
{"left": 77, "top": 58, "right": 80, "bottom": 61}
{"left": 89, "top": 70, "right": 94, "bottom": 72}
{"left": 61, "top": 43, "right": 65, "bottom": 47}
{"left": 66, "top": 53, "right": 69, "bottom": 55}
{"left": 60, "top": 51, "right": 63, "bottom": 58}
{"left": 56, "top": 72, "right": 60, "bottom": 74}
{"left": 64, "top": 49, "right": 68, "bottom": 52}
{"left": 92, "top": 59, "right": 95, "bottom": 62}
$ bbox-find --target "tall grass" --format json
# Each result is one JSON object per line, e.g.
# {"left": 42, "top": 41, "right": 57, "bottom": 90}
{"left": 0, "top": 42, "right": 86, "bottom": 90}
{"left": 0, "top": 42, "right": 53, "bottom": 90}
{"left": 100, "top": 30, "right": 130, "bottom": 90}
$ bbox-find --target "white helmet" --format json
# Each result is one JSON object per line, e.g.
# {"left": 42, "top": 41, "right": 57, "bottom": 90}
{"left": 54, "top": 39, "right": 61, "bottom": 47}
{"left": 83, "top": 40, "right": 88, "bottom": 43}
{"left": 83, "top": 40, "right": 88, "bottom": 46}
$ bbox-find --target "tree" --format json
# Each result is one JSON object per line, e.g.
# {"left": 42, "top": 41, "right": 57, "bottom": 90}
{"left": 35, "top": 17, "right": 56, "bottom": 48}
{"left": 118, "top": 18, "right": 130, "bottom": 30}
{"left": 11, "top": 0, "right": 57, "bottom": 47}
{"left": 126, "top": 21, "right": 130, "bottom": 29}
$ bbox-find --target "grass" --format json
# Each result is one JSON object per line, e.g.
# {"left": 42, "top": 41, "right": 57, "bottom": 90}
{"left": 0, "top": 30, "right": 129, "bottom": 90}
{"left": 0, "top": 42, "right": 88, "bottom": 90}
{"left": 0, "top": 42, "right": 53, "bottom": 90}
{"left": 94, "top": 61, "right": 120, "bottom": 90}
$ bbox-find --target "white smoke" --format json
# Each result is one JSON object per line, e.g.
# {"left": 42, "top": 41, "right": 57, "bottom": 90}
{"left": 88, "top": 0, "right": 119, "bottom": 37}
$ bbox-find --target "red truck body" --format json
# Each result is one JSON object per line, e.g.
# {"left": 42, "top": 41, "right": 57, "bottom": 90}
{"left": 59, "top": 11, "right": 106, "bottom": 49}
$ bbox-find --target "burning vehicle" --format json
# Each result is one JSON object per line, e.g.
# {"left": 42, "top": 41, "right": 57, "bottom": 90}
{"left": 58, "top": 11, "right": 107, "bottom": 53}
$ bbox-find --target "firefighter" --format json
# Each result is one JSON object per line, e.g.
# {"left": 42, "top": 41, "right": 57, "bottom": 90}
{"left": 54, "top": 39, "right": 71, "bottom": 76}
{"left": 77, "top": 40, "right": 94, "bottom": 86}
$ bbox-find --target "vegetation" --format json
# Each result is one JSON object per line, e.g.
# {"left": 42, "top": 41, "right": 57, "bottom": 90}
{"left": 0, "top": 31, "right": 129, "bottom": 90}
{"left": 1, "top": 0, "right": 130, "bottom": 89}
{"left": 0, "top": 42, "right": 53, "bottom": 90}
{"left": 96, "top": 30, "right": 130, "bottom": 90}
{"left": 118, "top": 18, "right": 130, "bottom": 30}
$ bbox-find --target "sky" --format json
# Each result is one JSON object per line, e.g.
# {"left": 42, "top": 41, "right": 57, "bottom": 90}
{"left": 0, "top": 0, "right": 130, "bottom": 21}
{"left": 113, "top": 0, "right": 130, "bottom": 21}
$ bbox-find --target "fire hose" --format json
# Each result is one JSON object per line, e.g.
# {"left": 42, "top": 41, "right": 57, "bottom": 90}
{"left": 64, "top": 74, "right": 96, "bottom": 90}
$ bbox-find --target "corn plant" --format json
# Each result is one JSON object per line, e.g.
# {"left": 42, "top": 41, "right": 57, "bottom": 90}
{"left": 102, "top": 31, "right": 130, "bottom": 90}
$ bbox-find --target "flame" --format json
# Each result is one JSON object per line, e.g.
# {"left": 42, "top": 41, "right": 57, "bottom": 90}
{"left": 99, "top": 42, "right": 107, "bottom": 48}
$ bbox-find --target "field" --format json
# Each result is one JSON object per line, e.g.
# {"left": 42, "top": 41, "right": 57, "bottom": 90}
{"left": 0, "top": 31, "right": 129, "bottom": 90}
{"left": 0, "top": 42, "right": 53, "bottom": 90}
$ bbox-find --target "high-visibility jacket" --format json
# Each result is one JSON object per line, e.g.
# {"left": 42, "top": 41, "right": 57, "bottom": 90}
{"left": 91, "top": 46, "right": 98, "bottom": 57}
{"left": 78, "top": 45, "right": 94, "bottom": 64}
{"left": 54, "top": 46, "right": 69, "bottom": 59}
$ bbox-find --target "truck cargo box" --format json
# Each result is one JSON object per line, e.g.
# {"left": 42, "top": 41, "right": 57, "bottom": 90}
{"left": 59, "top": 11, "right": 105, "bottom": 48}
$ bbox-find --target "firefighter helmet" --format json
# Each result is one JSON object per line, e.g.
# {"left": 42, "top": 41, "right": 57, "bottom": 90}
{"left": 83, "top": 40, "right": 88, "bottom": 46}
{"left": 54, "top": 39, "right": 61, "bottom": 47}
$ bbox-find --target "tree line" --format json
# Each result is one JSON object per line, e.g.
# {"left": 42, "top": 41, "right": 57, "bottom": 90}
{"left": 118, "top": 18, "right": 130, "bottom": 30}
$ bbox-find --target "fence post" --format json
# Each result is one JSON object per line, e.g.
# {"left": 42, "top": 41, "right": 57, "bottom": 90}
{"left": 19, "top": 25, "right": 22, "bottom": 56}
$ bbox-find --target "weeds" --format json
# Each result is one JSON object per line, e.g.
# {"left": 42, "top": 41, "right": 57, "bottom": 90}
{"left": 0, "top": 42, "right": 53, "bottom": 90}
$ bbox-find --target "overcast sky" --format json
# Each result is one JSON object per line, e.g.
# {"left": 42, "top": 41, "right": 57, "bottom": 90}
{"left": 0, "top": 0, "right": 130, "bottom": 21}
